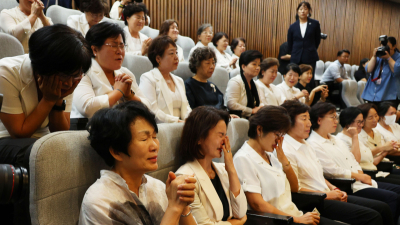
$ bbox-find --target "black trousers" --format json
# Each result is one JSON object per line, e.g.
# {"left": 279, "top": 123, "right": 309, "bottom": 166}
{"left": 375, "top": 174, "right": 400, "bottom": 185}
{"left": 323, "top": 81, "right": 346, "bottom": 109}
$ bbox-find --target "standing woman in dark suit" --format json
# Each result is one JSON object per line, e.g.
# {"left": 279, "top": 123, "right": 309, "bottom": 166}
{"left": 287, "top": 1, "right": 321, "bottom": 89}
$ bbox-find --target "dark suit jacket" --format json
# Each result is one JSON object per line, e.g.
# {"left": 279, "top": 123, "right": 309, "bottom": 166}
{"left": 287, "top": 18, "right": 321, "bottom": 64}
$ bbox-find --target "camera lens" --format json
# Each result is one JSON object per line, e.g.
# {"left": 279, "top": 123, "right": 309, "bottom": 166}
{"left": 0, "top": 164, "right": 28, "bottom": 204}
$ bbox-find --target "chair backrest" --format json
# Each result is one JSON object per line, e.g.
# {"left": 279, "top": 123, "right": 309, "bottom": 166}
{"left": 314, "top": 60, "right": 324, "bottom": 81}
{"left": 102, "top": 17, "right": 125, "bottom": 29}
{"left": 122, "top": 54, "right": 153, "bottom": 84}
{"left": 209, "top": 66, "right": 230, "bottom": 95}
{"left": 46, "top": 5, "right": 81, "bottom": 25}
{"left": 0, "top": 0, "right": 18, "bottom": 13}
{"left": 341, "top": 80, "right": 361, "bottom": 107}
{"left": 357, "top": 80, "right": 366, "bottom": 104}
{"left": 176, "top": 35, "right": 195, "bottom": 61}
{"left": 344, "top": 64, "right": 352, "bottom": 80}
{"left": 351, "top": 65, "right": 358, "bottom": 80}
{"left": 272, "top": 72, "right": 283, "bottom": 85}
{"left": 29, "top": 131, "right": 110, "bottom": 225}
{"left": 140, "top": 26, "right": 159, "bottom": 39}
{"left": 172, "top": 62, "right": 193, "bottom": 82}
{"left": 229, "top": 68, "right": 240, "bottom": 79}
{"left": 225, "top": 46, "right": 233, "bottom": 56}
{"left": 0, "top": 33, "right": 24, "bottom": 59}
{"left": 324, "top": 61, "right": 332, "bottom": 71}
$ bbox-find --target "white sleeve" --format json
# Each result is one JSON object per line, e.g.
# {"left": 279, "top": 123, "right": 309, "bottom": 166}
{"left": 0, "top": 11, "right": 31, "bottom": 43}
{"left": 282, "top": 151, "right": 301, "bottom": 190}
{"left": 331, "top": 65, "right": 341, "bottom": 80}
{"left": 225, "top": 79, "right": 252, "bottom": 117}
{"left": 122, "top": 69, "right": 152, "bottom": 110}
{"left": 66, "top": 16, "right": 77, "bottom": 29}
{"left": 109, "top": 1, "right": 121, "bottom": 20}
{"left": 0, "top": 71, "right": 23, "bottom": 114}
{"left": 233, "top": 155, "right": 262, "bottom": 194}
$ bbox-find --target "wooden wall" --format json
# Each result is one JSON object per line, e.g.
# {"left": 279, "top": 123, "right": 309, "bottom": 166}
{"left": 111, "top": 0, "right": 400, "bottom": 65}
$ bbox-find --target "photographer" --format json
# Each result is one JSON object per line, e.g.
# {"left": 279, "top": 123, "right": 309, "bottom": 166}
{"left": 362, "top": 36, "right": 400, "bottom": 107}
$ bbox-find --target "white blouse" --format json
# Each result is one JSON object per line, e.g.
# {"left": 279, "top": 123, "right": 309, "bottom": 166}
{"left": 124, "top": 26, "right": 149, "bottom": 56}
{"left": 276, "top": 82, "right": 305, "bottom": 103}
{"left": 110, "top": 1, "right": 151, "bottom": 25}
{"left": 255, "top": 80, "right": 286, "bottom": 106}
{"left": 375, "top": 123, "right": 400, "bottom": 143}
{"left": 215, "top": 50, "right": 234, "bottom": 72}
{"left": 188, "top": 42, "right": 215, "bottom": 59}
{"left": 359, "top": 129, "right": 386, "bottom": 152}
{"left": 67, "top": 13, "right": 103, "bottom": 37}
{"left": 169, "top": 87, "right": 182, "bottom": 118}
{"left": 0, "top": 6, "right": 52, "bottom": 53}
{"left": 233, "top": 142, "right": 303, "bottom": 217}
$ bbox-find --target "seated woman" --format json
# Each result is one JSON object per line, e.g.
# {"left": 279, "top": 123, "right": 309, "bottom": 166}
{"left": 72, "top": 22, "right": 150, "bottom": 119}
{"left": 276, "top": 63, "right": 309, "bottom": 104}
{"left": 79, "top": 101, "right": 197, "bottom": 225}
{"left": 0, "top": 0, "right": 52, "bottom": 53}
{"left": 308, "top": 101, "right": 400, "bottom": 224}
{"left": 230, "top": 37, "right": 246, "bottom": 69}
{"left": 355, "top": 58, "right": 369, "bottom": 82}
{"left": 0, "top": 24, "right": 91, "bottom": 166}
{"left": 110, "top": 0, "right": 150, "bottom": 24}
{"left": 67, "top": 0, "right": 108, "bottom": 37}
{"left": 255, "top": 58, "right": 286, "bottom": 106}
{"left": 139, "top": 35, "right": 192, "bottom": 123}
{"left": 123, "top": 2, "right": 152, "bottom": 55}
{"left": 225, "top": 50, "right": 264, "bottom": 118}
{"left": 188, "top": 24, "right": 214, "bottom": 58}
{"left": 176, "top": 106, "right": 247, "bottom": 224}
{"left": 295, "top": 64, "right": 328, "bottom": 106}
{"left": 375, "top": 102, "right": 400, "bottom": 143}
{"left": 212, "top": 32, "right": 237, "bottom": 72}
{"left": 281, "top": 100, "right": 391, "bottom": 225}
{"left": 159, "top": 19, "right": 185, "bottom": 62}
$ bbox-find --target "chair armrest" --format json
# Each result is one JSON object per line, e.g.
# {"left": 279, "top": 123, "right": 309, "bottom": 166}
{"left": 362, "top": 169, "right": 378, "bottom": 179}
{"left": 326, "top": 178, "right": 355, "bottom": 195}
{"left": 377, "top": 161, "right": 394, "bottom": 173}
{"left": 291, "top": 191, "right": 326, "bottom": 212}
{"left": 245, "top": 210, "right": 293, "bottom": 225}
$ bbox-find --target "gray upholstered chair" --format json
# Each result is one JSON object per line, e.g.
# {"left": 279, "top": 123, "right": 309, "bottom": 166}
{"left": 0, "top": 0, "right": 18, "bottom": 13}
{"left": 102, "top": 17, "right": 125, "bottom": 29}
{"left": 209, "top": 66, "right": 230, "bottom": 95}
{"left": 344, "top": 64, "right": 352, "bottom": 80}
{"left": 176, "top": 35, "right": 195, "bottom": 61}
{"left": 172, "top": 62, "right": 193, "bottom": 82}
{"left": 140, "top": 26, "right": 159, "bottom": 39}
{"left": 229, "top": 68, "right": 240, "bottom": 79}
{"left": 46, "top": 5, "right": 81, "bottom": 25}
{"left": 122, "top": 54, "right": 153, "bottom": 85}
{"left": 0, "top": 32, "right": 24, "bottom": 59}
{"left": 224, "top": 46, "right": 233, "bottom": 56}
{"left": 341, "top": 80, "right": 361, "bottom": 107}
{"left": 314, "top": 60, "right": 324, "bottom": 81}
{"left": 357, "top": 80, "right": 366, "bottom": 104}
{"left": 351, "top": 65, "right": 358, "bottom": 80}
{"left": 272, "top": 72, "right": 283, "bottom": 85}
{"left": 324, "top": 61, "right": 332, "bottom": 71}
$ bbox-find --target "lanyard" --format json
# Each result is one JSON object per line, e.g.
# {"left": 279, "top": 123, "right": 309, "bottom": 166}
{"left": 371, "top": 61, "right": 383, "bottom": 82}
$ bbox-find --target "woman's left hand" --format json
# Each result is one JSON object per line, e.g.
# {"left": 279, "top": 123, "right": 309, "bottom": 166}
{"left": 222, "top": 136, "right": 234, "bottom": 171}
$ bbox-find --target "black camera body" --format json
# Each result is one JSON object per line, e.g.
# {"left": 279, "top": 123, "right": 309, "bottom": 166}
{"left": 376, "top": 35, "right": 391, "bottom": 57}
{"left": 321, "top": 33, "right": 328, "bottom": 40}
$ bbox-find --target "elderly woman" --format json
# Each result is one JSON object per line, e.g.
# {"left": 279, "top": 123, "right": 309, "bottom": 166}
{"left": 295, "top": 64, "right": 328, "bottom": 106}
{"left": 79, "top": 101, "right": 197, "bottom": 225}
{"left": 72, "top": 22, "right": 150, "bottom": 119}
{"left": 188, "top": 24, "right": 214, "bottom": 58}
{"left": 255, "top": 58, "right": 286, "bottom": 106}
{"left": 109, "top": 0, "right": 150, "bottom": 24}
{"left": 225, "top": 50, "right": 264, "bottom": 118}
{"left": 230, "top": 37, "right": 246, "bottom": 69}
{"left": 280, "top": 100, "right": 391, "bottom": 225}
{"left": 67, "top": 0, "right": 108, "bottom": 37}
{"left": 139, "top": 35, "right": 191, "bottom": 123}
{"left": 159, "top": 19, "right": 185, "bottom": 62}
{"left": 276, "top": 63, "right": 309, "bottom": 104}
{"left": 123, "top": 2, "right": 152, "bottom": 55}
{"left": 375, "top": 102, "right": 400, "bottom": 143}
{"left": 212, "top": 32, "right": 237, "bottom": 72}
{"left": 0, "top": 0, "right": 52, "bottom": 53}
{"left": 176, "top": 106, "right": 247, "bottom": 224}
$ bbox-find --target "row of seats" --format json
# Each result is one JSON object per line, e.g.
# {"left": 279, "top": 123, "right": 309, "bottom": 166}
{"left": 315, "top": 60, "right": 360, "bottom": 81}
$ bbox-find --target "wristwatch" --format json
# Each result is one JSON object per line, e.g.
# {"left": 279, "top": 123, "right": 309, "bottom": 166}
{"left": 119, "top": 4, "right": 125, "bottom": 8}
{"left": 52, "top": 100, "right": 66, "bottom": 111}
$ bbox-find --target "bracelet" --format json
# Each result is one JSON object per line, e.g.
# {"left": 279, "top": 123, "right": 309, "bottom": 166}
{"left": 116, "top": 88, "right": 125, "bottom": 98}
{"left": 181, "top": 207, "right": 192, "bottom": 217}
{"left": 119, "top": 4, "right": 125, "bottom": 8}
{"left": 334, "top": 188, "right": 340, "bottom": 191}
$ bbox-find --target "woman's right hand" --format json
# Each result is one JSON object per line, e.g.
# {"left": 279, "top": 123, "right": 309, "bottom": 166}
{"left": 313, "top": 85, "right": 327, "bottom": 93}
{"left": 227, "top": 215, "right": 247, "bottom": 225}
{"left": 38, "top": 75, "right": 62, "bottom": 103}
{"left": 31, "top": 0, "right": 44, "bottom": 17}
{"left": 325, "top": 190, "right": 344, "bottom": 201}
{"left": 165, "top": 172, "right": 196, "bottom": 211}
{"left": 141, "top": 38, "right": 152, "bottom": 55}
{"left": 115, "top": 73, "right": 133, "bottom": 96}
{"left": 383, "top": 140, "right": 397, "bottom": 151}
{"left": 230, "top": 58, "right": 238, "bottom": 67}
{"left": 293, "top": 212, "right": 320, "bottom": 225}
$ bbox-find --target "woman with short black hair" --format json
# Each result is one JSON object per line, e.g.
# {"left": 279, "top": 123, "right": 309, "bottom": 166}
{"left": 375, "top": 102, "right": 400, "bottom": 143}
{"left": 230, "top": 37, "right": 246, "bottom": 69}
{"left": 159, "top": 19, "right": 185, "bottom": 62}
{"left": 256, "top": 58, "right": 286, "bottom": 106}
{"left": 212, "top": 32, "right": 237, "bottom": 72}
{"left": 67, "top": 0, "right": 108, "bottom": 37}
{"left": 188, "top": 24, "right": 214, "bottom": 58}
{"left": 79, "top": 101, "right": 197, "bottom": 225}
{"left": 276, "top": 63, "right": 309, "bottom": 104}
{"left": 139, "top": 35, "right": 192, "bottom": 123}
{"left": 354, "top": 58, "right": 369, "bottom": 82}
{"left": 296, "top": 64, "right": 328, "bottom": 106}
{"left": 72, "top": 22, "right": 150, "bottom": 119}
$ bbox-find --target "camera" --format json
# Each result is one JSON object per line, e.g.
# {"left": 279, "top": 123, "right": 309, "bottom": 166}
{"left": 376, "top": 35, "right": 391, "bottom": 57}
{"left": 0, "top": 164, "right": 28, "bottom": 204}
{"left": 321, "top": 33, "right": 328, "bottom": 40}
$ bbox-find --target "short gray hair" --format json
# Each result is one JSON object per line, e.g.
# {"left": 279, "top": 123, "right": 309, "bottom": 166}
{"left": 197, "top": 24, "right": 213, "bottom": 37}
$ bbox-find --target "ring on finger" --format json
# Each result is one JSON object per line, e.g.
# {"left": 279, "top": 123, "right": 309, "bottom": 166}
{"left": 227, "top": 150, "right": 230, "bottom": 153}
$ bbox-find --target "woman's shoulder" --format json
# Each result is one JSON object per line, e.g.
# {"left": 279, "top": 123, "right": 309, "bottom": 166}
{"left": 176, "top": 162, "right": 195, "bottom": 175}
{"left": 0, "top": 7, "right": 19, "bottom": 17}
{"left": 139, "top": 32, "right": 149, "bottom": 40}
{"left": 171, "top": 73, "right": 184, "bottom": 83}
{"left": 144, "top": 174, "right": 166, "bottom": 189}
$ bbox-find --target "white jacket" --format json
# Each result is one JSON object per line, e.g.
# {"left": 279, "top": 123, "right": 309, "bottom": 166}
{"left": 67, "top": 13, "right": 102, "bottom": 37}
{"left": 176, "top": 160, "right": 247, "bottom": 225}
{"left": 124, "top": 26, "right": 149, "bottom": 55}
{"left": 139, "top": 68, "right": 191, "bottom": 123}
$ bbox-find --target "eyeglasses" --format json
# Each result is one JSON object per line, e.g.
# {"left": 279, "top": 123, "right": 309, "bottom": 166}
{"left": 88, "top": 12, "right": 104, "bottom": 19}
{"left": 326, "top": 115, "right": 338, "bottom": 121}
{"left": 354, "top": 120, "right": 364, "bottom": 125}
{"left": 202, "top": 31, "right": 213, "bottom": 35}
{"left": 133, "top": 15, "right": 146, "bottom": 21}
{"left": 274, "top": 132, "right": 285, "bottom": 138}
{"left": 104, "top": 43, "right": 128, "bottom": 52}
{"left": 58, "top": 71, "right": 83, "bottom": 82}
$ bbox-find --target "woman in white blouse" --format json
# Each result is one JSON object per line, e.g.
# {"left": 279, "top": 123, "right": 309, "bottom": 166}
{"left": 276, "top": 63, "right": 308, "bottom": 104}
{"left": 123, "top": 2, "right": 152, "bottom": 55}
{"left": 0, "top": 0, "right": 52, "bottom": 53}
{"left": 159, "top": 19, "right": 185, "bottom": 62}
{"left": 376, "top": 102, "right": 400, "bottom": 143}
{"left": 188, "top": 24, "right": 214, "bottom": 58}
{"left": 230, "top": 37, "right": 246, "bottom": 69}
{"left": 225, "top": 50, "right": 264, "bottom": 118}
{"left": 256, "top": 58, "right": 286, "bottom": 106}
{"left": 176, "top": 106, "right": 247, "bottom": 225}
{"left": 109, "top": 0, "right": 150, "bottom": 24}
{"left": 139, "top": 35, "right": 192, "bottom": 123}
{"left": 67, "top": 0, "right": 108, "bottom": 37}
{"left": 72, "top": 22, "right": 149, "bottom": 119}
{"left": 212, "top": 32, "right": 237, "bottom": 72}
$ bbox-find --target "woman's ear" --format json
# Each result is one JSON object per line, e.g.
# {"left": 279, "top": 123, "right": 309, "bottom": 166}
{"left": 91, "top": 46, "right": 98, "bottom": 57}
{"left": 257, "top": 125, "right": 263, "bottom": 137}
{"left": 317, "top": 117, "right": 322, "bottom": 126}
{"left": 109, "top": 147, "right": 123, "bottom": 163}
{"left": 156, "top": 55, "right": 162, "bottom": 65}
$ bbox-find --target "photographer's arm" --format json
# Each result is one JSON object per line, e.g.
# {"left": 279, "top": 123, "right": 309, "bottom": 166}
{"left": 388, "top": 57, "right": 395, "bottom": 73}
{"left": 367, "top": 48, "right": 378, "bottom": 73}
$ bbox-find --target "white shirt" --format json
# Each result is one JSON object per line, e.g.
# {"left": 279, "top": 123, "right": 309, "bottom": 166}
{"left": 231, "top": 54, "right": 240, "bottom": 69}
{"left": 71, "top": 59, "right": 150, "bottom": 119}
{"left": 124, "top": 26, "right": 149, "bottom": 55}
{"left": 79, "top": 170, "right": 167, "bottom": 225}
{"left": 110, "top": 1, "right": 151, "bottom": 25}
{"left": 169, "top": 87, "right": 182, "bottom": 118}
{"left": 188, "top": 42, "right": 215, "bottom": 59}
{"left": 282, "top": 134, "right": 330, "bottom": 192}
{"left": 336, "top": 133, "right": 376, "bottom": 171}
{"left": 215, "top": 49, "right": 234, "bottom": 72}
{"left": 300, "top": 22, "right": 307, "bottom": 38}
{"left": 359, "top": 129, "right": 386, "bottom": 152}
{"left": 321, "top": 60, "right": 349, "bottom": 83}
{"left": 255, "top": 80, "right": 286, "bottom": 106}
{"left": 307, "top": 131, "right": 378, "bottom": 193}
{"left": 276, "top": 82, "right": 305, "bottom": 103}
{"left": 139, "top": 68, "right": 191, "bottom": 123}
{"left": 0, "top": 55, "right": 72, "bottom": 139}
{"left": 233, "top": 142, "right": 303, "bottom": 217}
{"left": 375, "top": 123, "right": 400, "bottom": 142}
{"left": 67, "top": 13, "right": 103, "bottom": 37}
{"left": 0, "top": 6, "right": 53, "bottom": 53}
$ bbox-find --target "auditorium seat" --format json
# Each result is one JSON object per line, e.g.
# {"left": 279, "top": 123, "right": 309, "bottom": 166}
{"left": 344, "top": 64, "right": 352, "bottom": 80}
{"left": 209, "top": 66, "right": 230, "bottom": 95}
{"left": 357, "top": 80, "right": 366, "bottom": 104}
{"left": 272, "top": 72, "right": 283, "bottom": 85}
{"left": 176, "top": 35, "right": 195, "bottom": 61}
{"left": 140, "top": 26, "right": 159, "bottom": 39}
{"left": 351, "top": 65, "right": 358, "bottom": 80}
{"left": 324, "top": 61, "right": 332, "bottom": 71}
{"left": 229, "top": 68, "right": 240, "bottom": 79}
{"left": 0, "top": 0, "right": 18, "bottom": 13}
{"left": 0, "top": 32, "right": 24, "bottom": 59}
{"left": 122, "top": 54, "right": 153, "bottom": 84}
{"left": 314, "top": 60, "right": 324, "bottom": 81}
{"left": 173, "top": 62, "right": 193, "bottom": 82}
{"left": 341, "top": 80, "right": 361, "bottom": 107}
